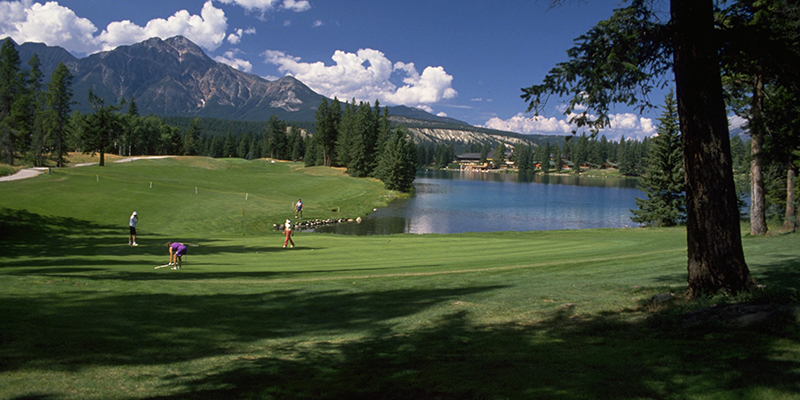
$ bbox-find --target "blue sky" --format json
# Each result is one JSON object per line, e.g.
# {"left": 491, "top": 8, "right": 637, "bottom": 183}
{"left": 0, "top": 0, "right": 682, "bottom": 140}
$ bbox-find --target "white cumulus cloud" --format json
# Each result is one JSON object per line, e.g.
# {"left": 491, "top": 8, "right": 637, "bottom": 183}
{"left": 0, "top": 0, "right": 99, "bottom": 54}
{"left": 215, "top": 49, "right": 253, "bottom": 72}
{"left": 97, "top": 0, "right": 228, "bottom": 52}
{"left": 227, "top": 27, "right": 256, "bottom": 44}
{"left": 483, "top": 112, "right": 656, "bottom": 141}
{"left": 604, "top": 113, "right": 655, "bottom": 140}
{"left": 216, "top": 0, "right": 310, "bottom": 12}
{"left": 484, "top": 113, "right": 573, "bottom": 135}
{"left": 0, "top": 0, "right": 298, "bottom": 55}
{"left": 263, "top": 48, "right": 458, "bottom": 108}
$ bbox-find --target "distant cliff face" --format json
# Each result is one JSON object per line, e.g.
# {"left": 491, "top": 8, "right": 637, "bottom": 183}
{"left": 406, "top": 127, "right": 531, "bottom": 146}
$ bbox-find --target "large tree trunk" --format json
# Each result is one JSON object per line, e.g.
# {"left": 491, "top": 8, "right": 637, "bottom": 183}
{"left": 749, "top": 73, "right": 767, "bottom": 235}
{"left": 671, "top": 0, "right": 755, "bottom": 297}
{"left": 783, "top": 164, "right": 798, "bottom": 232}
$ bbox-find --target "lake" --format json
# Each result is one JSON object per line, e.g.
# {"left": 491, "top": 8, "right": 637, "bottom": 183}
{"left": 313, "top": 170, "right": 644, "bottom": 235}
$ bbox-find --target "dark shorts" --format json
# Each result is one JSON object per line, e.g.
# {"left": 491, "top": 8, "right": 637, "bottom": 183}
{"left": 175, "top": 245, "right": 187, "bottom": 257}
{"left": 129, "top": 226, "right": 136, "bottom": 235}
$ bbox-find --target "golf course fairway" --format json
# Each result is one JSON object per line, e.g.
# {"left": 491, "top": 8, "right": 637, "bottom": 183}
{"left": 1, "top": 156, "right": 799, "bottom": 400}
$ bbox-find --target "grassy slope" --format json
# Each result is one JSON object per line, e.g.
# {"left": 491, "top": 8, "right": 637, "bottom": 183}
{"left": 1, "top": 157, "right": 799, "bottom": 400}
{"left": 0, "top": 156, "right": 393, "bottom": 238}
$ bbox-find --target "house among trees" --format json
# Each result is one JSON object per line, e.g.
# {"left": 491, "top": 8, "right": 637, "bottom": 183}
{"left": 455, "top": 152, "right": 487, "bottom": 171}
{"left": 456, "top": 150, "right": 513, "bottom": 171}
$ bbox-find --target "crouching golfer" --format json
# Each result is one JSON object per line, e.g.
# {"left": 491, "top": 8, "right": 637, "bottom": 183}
{"left": 283, "top": 219, "right": 294, "bottom": 248}
{"left": 167, "top": 241, "right": 187, "bottom": 269}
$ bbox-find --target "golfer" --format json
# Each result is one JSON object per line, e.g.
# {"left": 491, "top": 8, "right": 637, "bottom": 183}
{"left": 129, "top": 211, "right": 138, "bottom": 246}
{"left": 167, "top": 241, "right": 187, "bottom": 269}
{"left": 295, "top": 199, "right": 303, "bottom": 219}
{"left": 283, "top": 219, "right": 295, "bottom": 248}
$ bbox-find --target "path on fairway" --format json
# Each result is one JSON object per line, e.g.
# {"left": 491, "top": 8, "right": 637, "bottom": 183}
{"left": 0, "top": 167, "right": 50, "bottom": 182}
{"left": 0, "top": 156, "right": 174, "bottom": 182}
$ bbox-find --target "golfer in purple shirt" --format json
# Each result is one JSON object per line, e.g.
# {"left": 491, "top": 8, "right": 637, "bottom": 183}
{"left": 167, "top": 242, "right": 187, "bottom": 270}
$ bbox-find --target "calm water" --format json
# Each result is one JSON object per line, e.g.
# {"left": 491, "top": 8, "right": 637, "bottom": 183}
{"left": 313, "top": 170, "right": 644, "bottom": 235}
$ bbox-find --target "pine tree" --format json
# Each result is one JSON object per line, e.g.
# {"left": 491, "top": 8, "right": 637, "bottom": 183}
{"left": 304, "top": 135, "right": 320, "bottom": 166}
{"left": 574, "top": 134, "right": 589, "bottom": 172}
{"left": 588, "top": 136, "right": 603, "bottom": 166}
{"left": 265, "top": 115, "right": 287, "bottom": 159}
{"left": 81, "top": 90, "right": 123, "bottom": 166}
{"left": 618, "top": 136, "right": 637, "bottom": 176}
{"left": 491, "top": 143, "right": 506, "bottom": 168}
{"left": 237, "top": 132, "right": 250, "bottom": 159}
{"left": 552, "top": 142, "right": 562, "bottom": 172}
{"left": 515, "top": 143, "right": 533, "bottom": 173}
{"left": 21, "top": 53, "right": 46, "bottom": 166}
{"left": 183, "top": 118, "right": 201, "bottom": 156}
{"left": 314, "top": 98, "right": 341, "bottom": 167}
{"left": 541, "top": 142, "right": 551, "bottom": 173}
{"left": 347, "top": 101, "right": 378, "bottom": 177}
{"left": 532, "top": 142, "right": 545, "bottom": 171}
{"left": 479, "top": 143, "right": 489, "bottom": 164}
{"left": 289, "top": 125, "right": 304, "bottom": 161}
{"left": 375, "top": 126, "right": 417, "bottom": 192}
{"left": 121, "top": 97, "right": 139, "bottom": 156}
{"left": 375, "top": 104, "right": 391, "bottom": 161}
{"left": 335, "top": 99, "right": 356, "bottom": 167}
{"left": 0, "top": 38, "right": 22, "bottom": 165}
{"left": 599, "top": 135, "right": 610, "bottom": 165}
{"left": 223, "top": 131, "right": 236, "bottom": 158}
{"left": 631, "top": 90, "right": 685, "bottom": 227}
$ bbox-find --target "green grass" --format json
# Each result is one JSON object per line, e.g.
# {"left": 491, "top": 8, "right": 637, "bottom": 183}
{"left": 0, "top": 164, "right": 19, "bottom": 177}
{"left": 0, "top": 156, "right": 394, "bottom": 237}
{"left": 577, "top": 168, "right": 624, "bottom": 178}
{"left": 1, "top": 157, "right": 799, "bottom": 400}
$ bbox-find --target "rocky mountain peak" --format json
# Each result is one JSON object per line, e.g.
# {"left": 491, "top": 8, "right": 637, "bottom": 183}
{"left": 12, "top": 36, "right": 478, "bottom": 129}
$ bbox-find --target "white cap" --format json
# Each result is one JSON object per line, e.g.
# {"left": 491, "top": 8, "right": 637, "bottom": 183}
{"left": 132, "top": 211, "right": 137, "bottom": 215}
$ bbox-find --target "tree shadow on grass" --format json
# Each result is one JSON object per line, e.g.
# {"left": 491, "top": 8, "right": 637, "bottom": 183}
{"left": 0, "top": 285, "right": 509, "bottom": 373}
{"left": 4, "top": 277, "right": 800, "bottom": 399}
{"left": 0, "top": 208, "right": 122, "bottom": 259}
{"left": 143, "top": 305, "right": 800, "bottom": 400}
{"left": 750, "top": 251, "right": 800, "bottom": 289}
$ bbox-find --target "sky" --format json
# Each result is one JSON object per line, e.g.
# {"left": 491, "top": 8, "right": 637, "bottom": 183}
{"left": 0, "top": 0, "right": 685, "bottom": 141}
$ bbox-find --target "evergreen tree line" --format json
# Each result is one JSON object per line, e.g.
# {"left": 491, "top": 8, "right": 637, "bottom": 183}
{"left": 73, "top": 107, "right": 309, "bottom": 165}
{"left": 307, "top": 98, "right": 417, "bottom": 192}
{"left": 0, "top": 38, "right": 311, "bottom": 167}
{"left": 626, "top": 85, "right": 795, "bottom": 230}
{"left": 492, "top": 133, "right": 736, "bottom": 178}
{"left": 511, "top": 134, "right": 653, "bottom": 175}
{"left": 0, "top": 39, "right": 73, "bottom": 167}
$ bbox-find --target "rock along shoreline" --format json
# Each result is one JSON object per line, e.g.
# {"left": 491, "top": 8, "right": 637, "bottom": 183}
{"left": 274, "top": 217, "right": 362, "bottom": 232}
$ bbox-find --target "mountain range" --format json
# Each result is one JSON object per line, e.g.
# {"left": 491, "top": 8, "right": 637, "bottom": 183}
{"left": 11, "top": 36, "right": 464, "bottom": 124}
{"left": 9, "top": 35, "right": 562, "bottom": 146}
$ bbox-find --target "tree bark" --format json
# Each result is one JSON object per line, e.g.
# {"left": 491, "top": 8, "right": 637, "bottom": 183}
{"left": 783, "top": 164, "right": 797, "bottom": 232}
{"left": 671, "top": 0, "right": 755, "bottom": 297}
{"left": 749, "top": 73, "right": 767, "bottom": 235}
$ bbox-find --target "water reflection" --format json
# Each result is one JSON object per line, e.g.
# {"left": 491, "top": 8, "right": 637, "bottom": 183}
{"left": 314, "top": 170, "right": 643, "bottom": 235}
